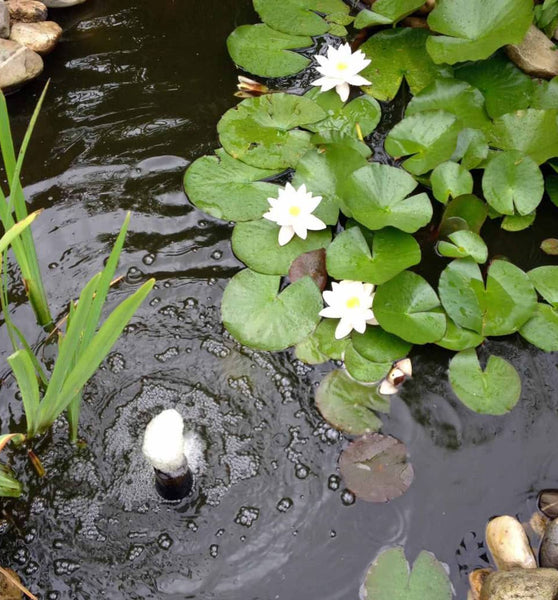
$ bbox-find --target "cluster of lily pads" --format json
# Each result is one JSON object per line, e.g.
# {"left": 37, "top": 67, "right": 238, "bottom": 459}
{"left": 184, "top": 0, "right": 558, "bottom": 447}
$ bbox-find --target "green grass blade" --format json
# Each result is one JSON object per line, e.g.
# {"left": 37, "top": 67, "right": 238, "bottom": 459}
{"left": 67, "top": 392, "right": 82, "bottom": 443}
{"left": 38, "top": 279, "right": 154, "bottom": 429}
{"left": 0, "top": 211, "right": 40, "bottom": 255}
{"left": 0, "top": 90, "right": 16, "bottom": 177}
{"left": 7, "top": 349, "right": 40, "bottom": 437}
{"left": 0, "top": 467, "right": 22, "bottom": 497}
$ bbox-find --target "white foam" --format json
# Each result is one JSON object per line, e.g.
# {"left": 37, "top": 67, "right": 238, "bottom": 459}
{"left": 142, "top": 409, "right": 187, "bottom": 474}
{"left": 183, "top": 430, "right": 204, "bottom": 474}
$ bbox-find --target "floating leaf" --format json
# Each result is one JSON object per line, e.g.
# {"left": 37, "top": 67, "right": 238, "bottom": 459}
{"left": 430, "top": 161, "right": 473, "bottom": 204}
{"left": 439, "top": 194, "right": 488, "bottom": 236}
{"left": 454, "top": 52, "right": 534, "bottom": 119}
{"left": 489, "top": 109, "right": 558, "bottom": 166}
{"left": 253, "top": 0, "right": 350, "bottom": 36}
{"left": 359, "top": 28, "right": 453, "bottom": 102}
{"left": 292, "top": 135, "right": 370, "bottom": 222}
{"left": 294, "top": 332, "right": 329, "bottom": 364}
{"left": 289, "top": 248, "right": 328, "bottom": 291}
{"left": 406, "top": 78, "right": 490, "bottom": 131}
{"left": 531, "top": 77, "right": 558, "bottom": 110}
{"left": 217, "top": 93, "right": 326, "bottom": 170}
{"left": 183, "top": 149, "right": 281, "bottom": 222}
{"left": 436, "top": 318, "right": 484, "bottom": 351}
{"left": 426, "top": 0, "right": 532, "bottom": 65}
{"left": 354, "top": 0, "right": 425, "bottom": 28}
{"left": 482, "top": 151, "right": 544, "bottom": 216}
{"left": 541, "top": 238, "right": 558, "bottom": 255}
{"left": 385, "top": 111, "right": 461, "bottom": 175}
{"left": 232, "top": 219, "right": 331, "bottom": 276}
{"left": 340, "top": 163, "right": 433, "bottom": 231}
{"left": 326, "top": 226, "right": 421, "bottom": 285}
{"left": 339, "top": 433, "right": 414, "bottom": 502}
{"left": 305, "top": 89, "right": 381, "bottom": 137}
{"left": 519, "top": 304, "right": 558, "bottom": 352}
{"left": 315, "top": 370, "right": 388, "bottom": 435}
{"left": 528, "top": 266, "right": 558, "bottom": 307}
{"left": 500, "top": 212, "right": 536, "bottom": 232}
{"left": 227, "top": 25, "right": 311, "bottom": 78}
{"left": 364, "top": 548, "right": 453, "bottom": 600}
{"left": 452, "top": 128, "right": 489, "bottom": 170}
{"left": 438, "top": 258, "right": 537, "bottom": 336}
{"left": 352, "top": 326, "right": 412, "bottom": 363}
{"left": 344, "top": 343, "right": 392, "bottom": 384}
{"left": 221, "top": 269, "right": 322, "bottom": 351}
{"left": 448, "top": 348, "right": 521, "bottom": 414}
{"left": 437, "top": 230, "right": 488, "bottom": 263}
{"left": 296, "top": 318, "right": 349, "bottom": 363}
{"left": 374, "top": 271, "right": 447, "bottom": 344}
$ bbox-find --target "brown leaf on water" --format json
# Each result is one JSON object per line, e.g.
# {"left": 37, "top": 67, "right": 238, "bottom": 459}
{"left": 288, "top": 249, "right": 328, "bottom": 291}
{"left": 541, "top": 238, "right": 558, "bottom": 255}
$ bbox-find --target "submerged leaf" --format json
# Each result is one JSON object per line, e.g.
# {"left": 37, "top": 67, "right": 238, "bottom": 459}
{"left": 449, "top": 348, "right": 521, "bottom": 414}
{"left": 439, "top": 194, "right": 488, "bottom": 236}
{"left": 339, "top": 433, "right": 414, "bottom": 502}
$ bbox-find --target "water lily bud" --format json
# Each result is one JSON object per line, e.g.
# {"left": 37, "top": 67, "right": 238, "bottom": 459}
{"left": 378, "top": 379, "right": 398, "bottom": 395}
{"left": 394, "top": 358, "right": 412, "bottom": 377}
{"left": 236, "top": 76, "right": 269, "bottom": 97}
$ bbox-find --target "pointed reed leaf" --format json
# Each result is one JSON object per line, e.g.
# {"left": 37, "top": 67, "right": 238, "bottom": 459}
{"left": 0, "top": 211, "right": 39, "bottom": 255}
{"left": 0, "top": 433, "right": 25, "bottom": 453}
{"left": 0, "top": 467, "right": 22, "bottom": 497}
{"left": 8, "top": 349, "right": 41, "bottom": 436}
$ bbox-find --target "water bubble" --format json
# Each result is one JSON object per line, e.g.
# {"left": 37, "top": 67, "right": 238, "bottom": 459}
{"left": 341, "top": 489, "right": 356, "bottom": 506}
{"left": 107, "top": 353, "right": 126, "bottom": 374}
{"left": 149, "top": 297, "right": 161, "bottom": 307}
{"left": 208, "top": 277, "right": 217, "bottom": 286}
{"left": 142, "top": 253, "right": 156, "bottom": 265}
{"left": 198, "top": 220, "right": 208, "bottom": 228}
{"left": 48, "top": 262, "right": 58, "bottom": 269}
{"left": 209, "top": 544, "right": 219, "bottom": 558}
{"left": 13, "top": 547, "right": 29, "bottom": 565}
{"left": 184, "top": 297, "right": 197, "bottom": 308}
{"left": 330, "top": 530, "right": 337, "bottom": 538}
{"left": 295, "top": 464, "right": 309, "bottom": 479}
{"left": 47, "top": 593, "right": 60, "bottom": 600}
{"left": 155, "top": 347, "right": 179, "bottom": 363}
{"left": 186, "top": 520, "right": 198, "bottom": 532}
{"left": 215, "top": 529, "right": 225, "bottom": 537}
{"left": 240, "top": 535, "right": 246, "bottom": 542}
{"left": 234, "top": 506, "right": 260, "bottom": 528}
{"left": 53, "top": 559, "right": 81, "bottom": 575}
{"left": 126, "top": 266, "right": 143, "bottom": 284}
{"left": 127, "top": 545, "right": 145, "bottom": 561}
{"left": 328, "top": 475, "right": 341, "bottom": 491}
{"left": 276, "top": 498, "right": 293, "bottom": 513}
{"left": 211, "top": 250, "right": 222, "bottom": 260}
{"left": 157, "top": 533, "right": 173, "bottom": 550}
{"left": 24, "top": 561, "right": 39, "bottom": 576}
{"left": 23, "top": 528, "right": 37, "bottom": 544}
{"left": 52, "top": 540, "right": 64, "bottom": 550}
{"left": 163, "top": 281, "right": 171, "bottom": 288}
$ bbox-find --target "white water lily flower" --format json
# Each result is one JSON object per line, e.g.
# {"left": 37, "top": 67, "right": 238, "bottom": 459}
{"left": 319, "top": 280, "right": 378, "bottom": 339}
{"left": 311, "top": 43, "right": 371, "bottom": 102}
{"left": 263, "top": 182, "right": 326, "bottom": 246}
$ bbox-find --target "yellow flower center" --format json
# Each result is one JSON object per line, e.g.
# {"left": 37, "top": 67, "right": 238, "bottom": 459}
{"left": 336, "top": 62, "right": 348, "bottom": 71}
{"left": 346, "top": 296, "right": 360, "bottom": 309}
{"left": 289, "top": 205, "right": 301, "bottom": 217}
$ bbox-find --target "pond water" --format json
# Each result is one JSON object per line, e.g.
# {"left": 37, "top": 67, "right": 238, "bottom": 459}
{"left": 0, "top": 0, "right": 558, "bottom": 598}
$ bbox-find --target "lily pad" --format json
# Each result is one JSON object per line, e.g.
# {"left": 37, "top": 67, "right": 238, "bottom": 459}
{"left": 489, "top": 109, "right": 558, "bottom": 166}
{"left": 435, "top": 318, "right": 484, "bottom": 351}
{"left": 232, "top": 219, "right": 331, "bottom": 276}
{"left": 501, "top": 212, "right": 536, "bottom": 232}
{"left": 217, "top": 93, "right": 326, "bottom": 170}
{"left": 253, "top": 0, "right": 350, "bottom": 36}
{"left": 406, "top": 78, "right": 490, "bottom": 131}
{"left": 305, "top": 89, "right": 381, "bottom": 138}
{"left": 315, "top": 370, "right": 389, "bottom": 435}
{"left": 359, "top": 28, "right": 453, "bottom": 102}
{"left": 385, "top": 110, "right": 461, "bottom": 175}
{"left": 352, "top": 326, "right": 412, "bottom": 363}
{"left": 438, "top": 258, "right": 537, "bottom": 336}
{"left": 454, "top": 52, "right": 534, "bottom": 119}
{"left": 519, "top": 303, "right": 558, "bottom": 352}
{"left": 439, "top": 194, "right": 488, "bottom": 236}
{"left": 289, "top": 248, "right": 327, "bottom": 291}
{"left": 437, "top": 230, "right": 488, "bottom": 263}
{"left": 221, "top": 269, "right": 322, "bottom": 351}
{"left": 326, "top": 226, "right": 421, "bottom": 285}
{"left": 344, "top": 343, "right": 392, "bottom": 384}
{"left": 374, "top": 271, "right": 447, "bottom": 344}
{"left": 183, "top": 149, "right": 281, "bottom": 222}
{"left": 531, "top": 77, "right": 558, "bottom": 110}
{"left": 482, "top": 151, "right": 544, "bottom": 216}
{"left": 296, "top": 318, "right": 349, "bottom": 363}
{"left": 227, "top": 24, "right": 312, "bottom": 78}
{"left": 363, "top": 548, "right": 453, "bottom": 600}
{"left": 354, "top": 0, "right": 425, "bottom": 28}
{"left": 451, "top": 128, "right": 489, "bottom": 170}
{"left": 546, "top": 174, "right": 558, "bottom": 208}
{"left": 340, "top": 163, "right": 433, "bottom": 232}
{"left": 528, "top": 266, "right": 558, "bottom": 307}
{"left": 448, "top": 348, "right": 521, "bottom": 414}
{"left": 430, "top": 161, "right": 473, "bottom": 204}
{"left": 541, "top": 238, "right": 558, "bottom": 255}
{"left": 339, "top": 433, "right": 414, "bottom": 502}
{"left": 426, "top": 0, "right": 533, "bottom": 65}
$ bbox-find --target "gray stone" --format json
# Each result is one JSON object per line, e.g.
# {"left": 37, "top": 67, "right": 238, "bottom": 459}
{"left": 0, "top": 1, "right": 10, "bottom": 38}
{"left": 480, "top": 569, "right": 558, "bottom": 600}
{"left": 42, "top": 0, "right": 84, "bottom": 7}
{"left": 10, "top": 21, "right": 61, "bottom": 55}
{"left": 7, "top": 0, "right": 48, "bottom": 23}
{"left": 0, "top": 38, "right": 42, "bottom": 91}
{"left": 507, "top": 25, "right": 558, "bottom": 79}
{"left": 541, "top": 519, "right": 558, "bottom": 568}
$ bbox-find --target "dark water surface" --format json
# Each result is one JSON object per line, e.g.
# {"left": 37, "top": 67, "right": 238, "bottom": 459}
{"left": 0, "top": 1, "right": 557, "bottom": 599}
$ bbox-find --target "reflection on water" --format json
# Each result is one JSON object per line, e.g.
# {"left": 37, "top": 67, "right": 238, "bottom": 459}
{"left": 0, "top": 0, "right": 556, "bottom": 598}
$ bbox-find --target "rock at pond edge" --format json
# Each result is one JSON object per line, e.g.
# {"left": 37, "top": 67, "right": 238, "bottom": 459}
{"left": 486, "top": 515, "right": 537, "bottom": 571}
{"left": 0, "top": 1, "right": 10, "bottom": 38}
{"left": 507, "top": 25, "right": 558, "bottom": 79}
{"left": 7, "top": 0, "right": 48, "bottom": 23}
{"left": 10, "top": 20, "right": 61, "bottom": 54}
{"left": 0, "top": 38, "right": 42, "bottom": 91}
{"left": 480, "top": 568, "right": 558, "bottom": 600}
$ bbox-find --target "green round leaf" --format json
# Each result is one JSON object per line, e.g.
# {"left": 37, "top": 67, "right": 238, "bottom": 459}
{"left": 489, "top": 109, "right": 558, "bottom": 166}
{"left": 227, "top": 24, "right": 311, "bottom": 78}
{"left": 430, "top": 161, "right": 474, "bottom": 204}
{"left": 295, "top": 334, "right": 329, "bottom": 364}
{"left": 352, "top": 326, "right": 412, "bottom": 363}
{"left": 546, "top": 174, "right": 558, "bottom": 208}
{"left": 519, "top": 304, "right": 558, "bottom": 352}
{"left": 406, "top": 78, "right": 490, "bottom": 131}
{"left": 315, "top": 370, "right": 388, "bottom": 435}
{"left": 253, "top": 0, "right": 350, "bottom": 36}
{"left": 359, "top": 28, "right": 453, "bottom": 102}
{"left": 482, "top": 151, "right": 544, "bottom": 216}
{"left": 183, "top": 149, "right": 281, "bottom": 221}
{"left": 528, "top": 266, "right": 558, "bottom": 307}
{"left": 439, "top": 194, "right": 488, "bottom": 235}
{"left": 501, "top": 212, "right": 536, "bottom": 232}
{"left": 354, "top": 0, "right": 424, "bottom": 28}
{"left": 374, "top": 271, "right": 447, "bottom": 344}
{"left": 437, "top": 230, "right": 488, "bottom": 263}
{"left": 435, "top": 318, "right": 484, "bottom": 351}
{"left": 449, "top": 348, "right": 521, "bottom": 415}
{"left": 221, "top": 269, "right": 322, "bottom": 351}
{"left": 364, "top": 548, "right": 453, "bottom": 600}
{"left": 296, "top": 318, "right": 349, "bottom": 363}
{"left": 344, "top": 343, "right": 392, "bottom": 383}
{"left": 426, "top": 0, "right": 532, "bottom": 65}
{"left": 454, "top": 52, "right": 534, "bottom": 119}
{"left": 340, "top": 163, "right": 433, "bottom": 232}
{"left": 232, "top": 219, "right": 331, "bottom": 276}
{"left": 452, "top": 128, "right": 489, "bottom": 170}
{"left": 217, "top": 93, "right": 326, "bottom": 169}
{"left": 385, "top": 110, "right": 461, "bottom": 175}
{"left": 326, "top": 226, "right": 421, "bottom": 285}
{"left": 531, "top": 77, "right": 558, "bottom": 110}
